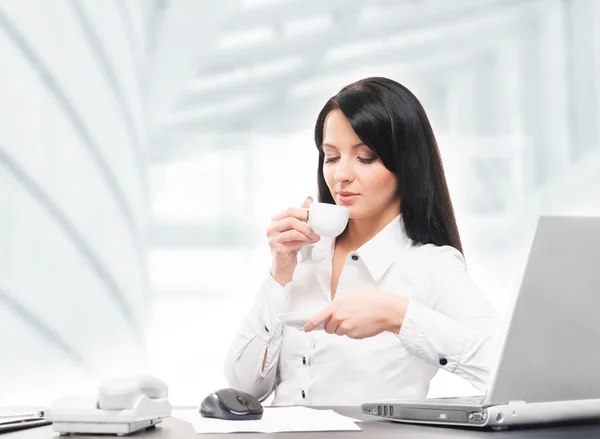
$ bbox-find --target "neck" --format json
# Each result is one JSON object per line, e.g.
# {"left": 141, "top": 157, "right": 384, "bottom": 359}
{"left": 338, "top": 203, "right": 401, "bottom": 251}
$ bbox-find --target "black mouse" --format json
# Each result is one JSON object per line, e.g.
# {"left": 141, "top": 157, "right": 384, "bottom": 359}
{"left": 199, "top": 388, "right": 263, "bottom": 420}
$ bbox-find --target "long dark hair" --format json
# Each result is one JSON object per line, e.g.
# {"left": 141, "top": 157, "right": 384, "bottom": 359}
{"left": 313, "top": 76, "right": 463, "bottom": 254}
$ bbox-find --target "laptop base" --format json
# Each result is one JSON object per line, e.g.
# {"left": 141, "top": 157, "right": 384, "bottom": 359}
{"left": 362, "top": 399, "right": 600, "bottom": 429}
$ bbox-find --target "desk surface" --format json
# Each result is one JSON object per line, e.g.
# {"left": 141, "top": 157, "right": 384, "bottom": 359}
{"left": 6, "top": 406, "right": 600, "bottom": 438}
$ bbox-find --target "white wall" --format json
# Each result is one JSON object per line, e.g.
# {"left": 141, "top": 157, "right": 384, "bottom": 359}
{"left": 0, "top": 0, "right": 149, "bottom": 405}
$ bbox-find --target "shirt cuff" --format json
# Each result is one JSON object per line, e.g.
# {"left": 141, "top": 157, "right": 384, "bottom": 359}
{"left": 259, "top": 273, "right": 293, "bottom": 338}
{"left": 396, "top": 299, "right": 469, "bottom": 373}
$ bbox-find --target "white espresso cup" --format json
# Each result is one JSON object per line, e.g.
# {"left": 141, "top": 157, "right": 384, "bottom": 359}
{"left": 305, "top": 202, "right": 350, "bottom": 238}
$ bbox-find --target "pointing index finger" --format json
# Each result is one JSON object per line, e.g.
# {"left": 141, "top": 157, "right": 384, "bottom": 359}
{"left": 304, "top": 304, "right": 334, "bottom": 332}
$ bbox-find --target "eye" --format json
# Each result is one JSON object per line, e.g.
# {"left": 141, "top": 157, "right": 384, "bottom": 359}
{"left": 324, "top": 156, "right": 339, "bottom": 163}
{"left": 358, "top": 157, "right": 377, "bottom": 164}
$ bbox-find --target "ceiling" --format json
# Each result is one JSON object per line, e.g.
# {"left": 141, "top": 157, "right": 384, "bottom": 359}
{"left": 145, "top": 0, "right": 527, "bottom": 162}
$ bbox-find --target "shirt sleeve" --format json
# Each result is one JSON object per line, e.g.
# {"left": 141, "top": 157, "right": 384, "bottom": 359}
{"left": 396, "top": 246, "right": 502, "bottom": 392}
{"left": 223, "top": 272, "right": 293, "bottom": 401}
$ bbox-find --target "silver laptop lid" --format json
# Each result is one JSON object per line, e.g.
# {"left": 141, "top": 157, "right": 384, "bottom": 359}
{"left": 486, "top": 215, "right": 600, "bottom": 406}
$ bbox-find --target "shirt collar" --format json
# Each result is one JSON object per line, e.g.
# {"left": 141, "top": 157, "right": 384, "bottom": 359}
{"left": 354, "top": 214, "right": 409, "bottom": 282}
{"left": 298, "top": 214, "right": 410, "bottom": 282}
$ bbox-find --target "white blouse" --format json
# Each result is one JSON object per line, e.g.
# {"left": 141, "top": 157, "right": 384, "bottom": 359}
{"left": 224, "top": 215, "right": 501, "bottom": 406}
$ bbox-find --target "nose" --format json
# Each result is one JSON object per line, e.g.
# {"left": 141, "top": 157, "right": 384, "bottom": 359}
{"left": 333, "top": 156, "right": 354, "bottom": 183}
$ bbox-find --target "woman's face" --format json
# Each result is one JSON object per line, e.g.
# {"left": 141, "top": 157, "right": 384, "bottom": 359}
{"left": 321, "top": 109, "right": 399, "bottom": 220}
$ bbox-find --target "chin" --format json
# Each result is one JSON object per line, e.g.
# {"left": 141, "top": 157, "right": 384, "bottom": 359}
{"left": 346, "top": 206, "right": 370, "bottom": 219}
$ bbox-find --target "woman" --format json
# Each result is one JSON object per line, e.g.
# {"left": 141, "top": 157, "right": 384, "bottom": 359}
{"left": 224, "top": 77, "right": 501, "bottom": 406}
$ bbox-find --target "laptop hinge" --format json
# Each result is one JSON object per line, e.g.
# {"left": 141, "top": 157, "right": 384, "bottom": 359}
{"left": 508, "top": 400, "right": 526, "bottom": 405}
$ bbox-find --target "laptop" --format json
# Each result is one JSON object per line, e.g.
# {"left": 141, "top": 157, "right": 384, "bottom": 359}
{"left": 362, "top": 215, "right": 600, "bottom": 430}
{"left": 0, "top": 410, "right": 50, "bottom": 433}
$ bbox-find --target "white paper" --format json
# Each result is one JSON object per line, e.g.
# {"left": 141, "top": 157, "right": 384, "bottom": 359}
{"left": 172, "top": 406, "right": 362, "bottom": 434}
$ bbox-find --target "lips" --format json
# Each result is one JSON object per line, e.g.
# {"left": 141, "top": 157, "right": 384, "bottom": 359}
{"left": 336, "top": 191, "right": 359, "bottom": 204}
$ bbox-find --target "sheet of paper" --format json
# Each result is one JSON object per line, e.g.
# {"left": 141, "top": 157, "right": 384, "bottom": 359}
{"left": 172, "top": 406, "right": 362, "bottom": 434}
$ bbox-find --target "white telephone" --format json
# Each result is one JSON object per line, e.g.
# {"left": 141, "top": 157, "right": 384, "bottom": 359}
{"left": 45, "top": 375, "right": 172, "bottom": 435}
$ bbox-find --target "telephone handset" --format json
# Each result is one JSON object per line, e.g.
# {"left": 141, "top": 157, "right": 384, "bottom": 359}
{"left": 46, "top": 375, "right": 172, "bottom": 435}
{"left": 98, "top": 375, "right": 168, "bottom": 410}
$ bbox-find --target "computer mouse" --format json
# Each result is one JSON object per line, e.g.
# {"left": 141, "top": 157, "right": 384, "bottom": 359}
{"left": 199, "top": 388, "right": 263, "bottom": 420}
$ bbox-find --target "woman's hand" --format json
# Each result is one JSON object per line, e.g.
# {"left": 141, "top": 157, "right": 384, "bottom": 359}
{"left": 304, "top": 288, "right": 409, "bottom": 338}
{"left": 268, "top": 196, "right": 320, "bottom": 286}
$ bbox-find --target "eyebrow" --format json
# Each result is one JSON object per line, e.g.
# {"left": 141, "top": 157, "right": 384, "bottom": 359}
{"left": 321, "top": 142, "right": 366, "bottom": 150}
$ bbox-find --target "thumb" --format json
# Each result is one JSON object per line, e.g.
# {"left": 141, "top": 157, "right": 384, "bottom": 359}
{"left": 300, "top": 196, "right": 313, "bottom": 209}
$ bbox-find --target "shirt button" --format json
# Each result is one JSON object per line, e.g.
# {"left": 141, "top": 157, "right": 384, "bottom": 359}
{"left": 439, "top": 357, "right": 448, "bottom": 366}
{"left": 302, "top": 356, "right": 306, "bottom": 365}
{"left": 350, "top": 254, "right": 359, "bottom": 261}
{"left": 264, "top": 325, "right": 269, "bottom": 332}
{"left": 301, "top": 390, "right": 306, "bottom": 399}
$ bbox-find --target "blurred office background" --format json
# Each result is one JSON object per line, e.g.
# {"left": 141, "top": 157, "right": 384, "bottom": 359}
{"left": 0, "top": 0, "right": 599, "bottom": 406}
